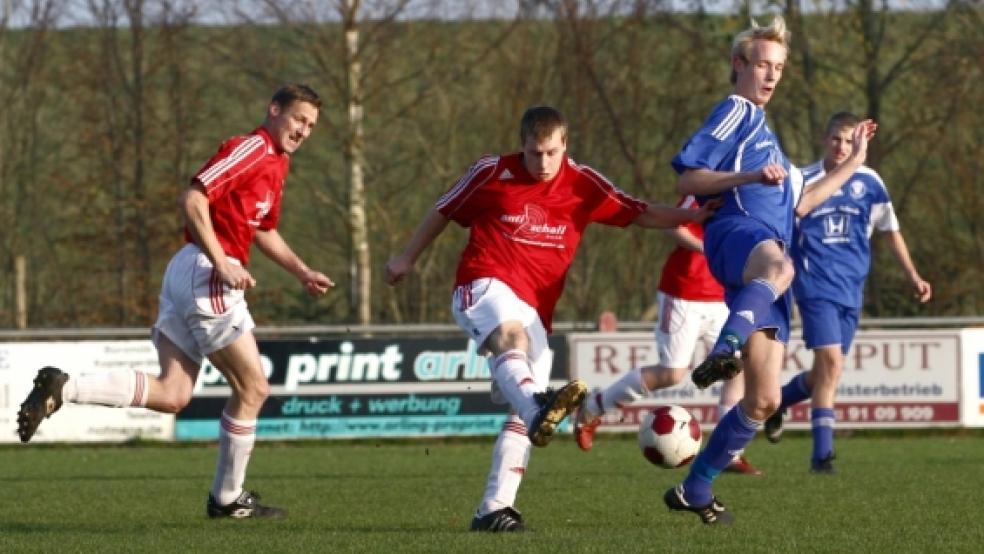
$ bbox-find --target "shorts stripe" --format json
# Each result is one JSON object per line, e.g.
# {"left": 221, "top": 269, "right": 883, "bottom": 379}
{"left": 210, "top": 270, "right": 226, "bottom": 314}
{"left": 130, "top": 372, "right": 146, "bottom": 407}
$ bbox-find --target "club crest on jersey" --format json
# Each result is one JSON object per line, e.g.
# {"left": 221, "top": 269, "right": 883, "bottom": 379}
{"left": 500, "top": 203, "right": 567, "bottom": 248}
{"left": 849, "top": 180, "right": 866, "bottom": 199}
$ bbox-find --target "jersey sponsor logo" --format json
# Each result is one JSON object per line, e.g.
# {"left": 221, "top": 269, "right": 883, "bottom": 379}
{"left": 500, "top": 203, "right": 568, "bottom": 248}
{"left": 499, "top": 168, "right": 514, "bottom": 180}
{"left": 249, "top": 190, "right": 274, "bottom": 226}
{"left": 754, "top": 140, "right": 774, "bottom": 150}
{"left": 822, "top": 214, "right": 851, "bottom": 244}
{"left": 849, "top": 180, "right": 866, "bottom": 199}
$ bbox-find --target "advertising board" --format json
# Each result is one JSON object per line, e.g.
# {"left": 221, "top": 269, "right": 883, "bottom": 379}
{"left": 569, "top": 329, "right": 963, "bottom": 430}
{"left": 176, "top": 336, "right": 568, "bottom": 440}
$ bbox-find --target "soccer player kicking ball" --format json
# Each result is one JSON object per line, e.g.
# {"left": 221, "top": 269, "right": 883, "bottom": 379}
{"left": 386, "top": 106, "right": 716, "bottom": 532}
{"left": 763, "top": 111, "right": 932, "bottom": 473}
{"left": 573, "top": 195, "right": 763, "bottom": 476}
{"left": 661, "top": 16, "right": 877, "bottom": 525}
{"left": 17, "top": 84, "right": 335, "bottom": 519}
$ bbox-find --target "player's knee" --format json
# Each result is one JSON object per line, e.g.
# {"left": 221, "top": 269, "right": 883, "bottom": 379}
{"left": 239, "top": 381, "right": 270, "bottom": 409}
{"left": 772, "top": 258, "right": 795, "bottom": 291}
{"left": 742, "top": 393, "right": 780, "bottom": 421}
{"left": 157, "top": 391, "right": 192, "bottom": 414}
{"left": 488, "top": 322, "right": 529, "bottom": 353}
{"left": 814, "top": 351, "right": 844, "bottom": 382}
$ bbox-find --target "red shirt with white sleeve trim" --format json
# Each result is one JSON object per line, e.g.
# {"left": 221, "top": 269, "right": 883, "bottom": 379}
{"left": 186, "top": 126, "right": 288, "bottom": 264}
{"left": 656, "top": 195, "right": 725, "bottom": 301}
{"left": 437, "top": 153, "right": 648, "bottom": 332}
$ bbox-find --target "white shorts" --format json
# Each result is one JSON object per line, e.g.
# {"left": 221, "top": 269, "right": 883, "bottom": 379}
{"left": 152, "top": 243, "right": 255, "bottom": 365}
{"left": 451, "top": 278, "right": 552, "bottom": 404}
{"left": 655, "top": 291, "right": 728, "bottom": 369}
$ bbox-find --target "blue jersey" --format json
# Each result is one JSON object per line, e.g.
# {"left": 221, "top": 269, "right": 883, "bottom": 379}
{"left": 791, "top": 161, "right": 899, "bottom": 308}
{"left": 671, "top": 94, "right": 803, "bottom": 245}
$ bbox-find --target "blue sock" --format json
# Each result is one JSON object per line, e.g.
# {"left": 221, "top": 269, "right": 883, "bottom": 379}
{"left": 682, "top": 405, "right": 760, "bottom": 506}
{"left": 811, "top": 408, "right": 835, "bottom": 461}
{"left": 778, "top": 372, "right": 812, "bottom": 412}
{"left": 710, "top": 279, "right": 779, "bottom": 356}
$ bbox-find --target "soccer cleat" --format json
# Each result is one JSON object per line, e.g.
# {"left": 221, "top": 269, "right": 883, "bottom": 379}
{"left": 17, "top": 366, "right": 70, "bottom": 443}
{"left": 470, "top": 506, "right": 526, "bottom": 532}
{"left": 207, "top": 490, "right": 287, "bottom": 519}
{"left": 663, "top": 485, "right": 734, "bottom": 525}
{"left": 810, "top": 452, "right": 836, "bottom": 474}
{"left": 573, "top": 405, "right": 601, "bottom": 452}
{"left": 691, "top": 336, "right": 742, "bottom": 389}
{"left": 724, "top": 455, "right": 763, "bottom": 476}
{"left": 764, "top": 408, "right": 785, "bottom": 443}
{"left": 528, "top": 380, "right": 588, "bottom": 447}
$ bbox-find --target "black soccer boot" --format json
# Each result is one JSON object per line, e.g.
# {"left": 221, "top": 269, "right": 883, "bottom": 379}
{"left": 17, "top": 366, "right": 70, "bottom": 443}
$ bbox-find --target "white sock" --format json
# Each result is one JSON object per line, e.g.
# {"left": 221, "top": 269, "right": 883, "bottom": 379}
{"left": 211, "top": 412, "right": 256, "bottom": 505}
{"left": 477, "top": 415, "right": 531, "bottom": 516}
{"left": 586, "top": 368, "right": 648, "bottom": 418}
{"left": 491, "top": 350, "right": 542, "bottom": 428}
{"left": 62, "top": 371, "right": 149, "bottom": 408}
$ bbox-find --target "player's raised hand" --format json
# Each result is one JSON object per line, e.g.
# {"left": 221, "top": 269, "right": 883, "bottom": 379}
{"left": 848, "top": 119, "right": 878, "bottom": 165}
{"left": 218, "top": 263, "right": 256, "bottom": 290}
{"left": 385, "top": 255, "right": 413, "bottom": 286}
{"left": 301, "top": 270, "right": 334, "bottom": 297}
{"left": 759, "top": 162, "right": 788, "bottom": 185}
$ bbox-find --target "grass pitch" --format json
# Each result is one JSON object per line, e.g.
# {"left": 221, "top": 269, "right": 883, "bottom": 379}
{"left": 1, "top": 432, "right": 982, "bottom": 553}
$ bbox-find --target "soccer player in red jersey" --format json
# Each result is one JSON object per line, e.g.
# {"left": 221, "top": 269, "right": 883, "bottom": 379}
{"left": 386, "top": 106, "right": 716, "bottom": 532}
{"left": 573, "top": 195, "right": 762, "bottom": 476}
{"left": 17, "top": 84, "right": 334, "bottom": 519}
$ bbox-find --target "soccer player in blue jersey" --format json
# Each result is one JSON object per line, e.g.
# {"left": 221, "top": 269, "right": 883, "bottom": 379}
{"left": 661, "top": 15, "right": 877, "bottom": 524}
{"left": 763, "top": 112, "right": 932, "bottom": 473}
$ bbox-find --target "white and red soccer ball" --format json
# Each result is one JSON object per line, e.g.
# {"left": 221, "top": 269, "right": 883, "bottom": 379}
{"left": 637, "top": 405, "right": 702, "bottom": 468}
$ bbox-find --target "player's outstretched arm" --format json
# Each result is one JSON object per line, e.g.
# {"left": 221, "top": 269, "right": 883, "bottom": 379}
{"left": 385, "top": 207, "right": 450, "bottom": 286}
{"left": 632, "top": 199, "right": 719, "bottom": 229}
{"left": 883, "top": 230, "right": 932, "bottom": 303}
{"left": 181, "top": 183, "right": 256, "bottom": 290}
{"left": 796, "top": 120, "right": 878, "bottom": 217}
{"left": 677, "top": 165, "right": 786, "bottom": 196}
{"left": 254, "top": 229, "right": 334, "bottom": 297}
{"left": 663, "top": 226, "right": 704, "bottom": 253}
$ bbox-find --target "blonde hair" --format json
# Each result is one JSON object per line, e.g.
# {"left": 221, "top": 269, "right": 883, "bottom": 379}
{"left": 730, "top": 15, "right": 790, "bottom": 84}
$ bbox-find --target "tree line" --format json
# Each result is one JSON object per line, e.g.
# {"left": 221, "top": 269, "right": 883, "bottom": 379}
{"left": 0, "top": 0, "right": 980, "bottom": 329}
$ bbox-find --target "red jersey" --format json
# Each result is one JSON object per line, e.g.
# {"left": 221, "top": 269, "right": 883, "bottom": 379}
{"left": 186, "top": 127, "right": 289, "bottom": 264}
{"left": 656, "top": 195, "right": 724, "bottom": 301}
{"left": 437, "top": 153, "right": 648, "bottom": 331}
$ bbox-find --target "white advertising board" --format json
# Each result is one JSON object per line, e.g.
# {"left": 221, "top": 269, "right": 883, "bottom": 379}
{"left": 0, "top": 341, "right": 174, "bottom": 443}
{"left": 570, "top": 328, "right": 964, "bottom": 430}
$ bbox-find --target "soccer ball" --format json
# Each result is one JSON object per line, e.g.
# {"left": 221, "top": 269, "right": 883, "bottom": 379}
{"left": 637, "top": 405, "right": 702, "bottom": 468}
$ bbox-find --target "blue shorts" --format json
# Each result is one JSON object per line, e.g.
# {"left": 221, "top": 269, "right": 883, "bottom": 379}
{"left": 704, "top": 216, "right": 792, "bottom": 343}
{"left": 797, "top": 297, "right": 859, "bottom": 354}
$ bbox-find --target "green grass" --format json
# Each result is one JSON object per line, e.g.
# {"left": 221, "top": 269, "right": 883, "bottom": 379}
{"left": 2, "top": 433, "right": 983, "bottom": 552}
